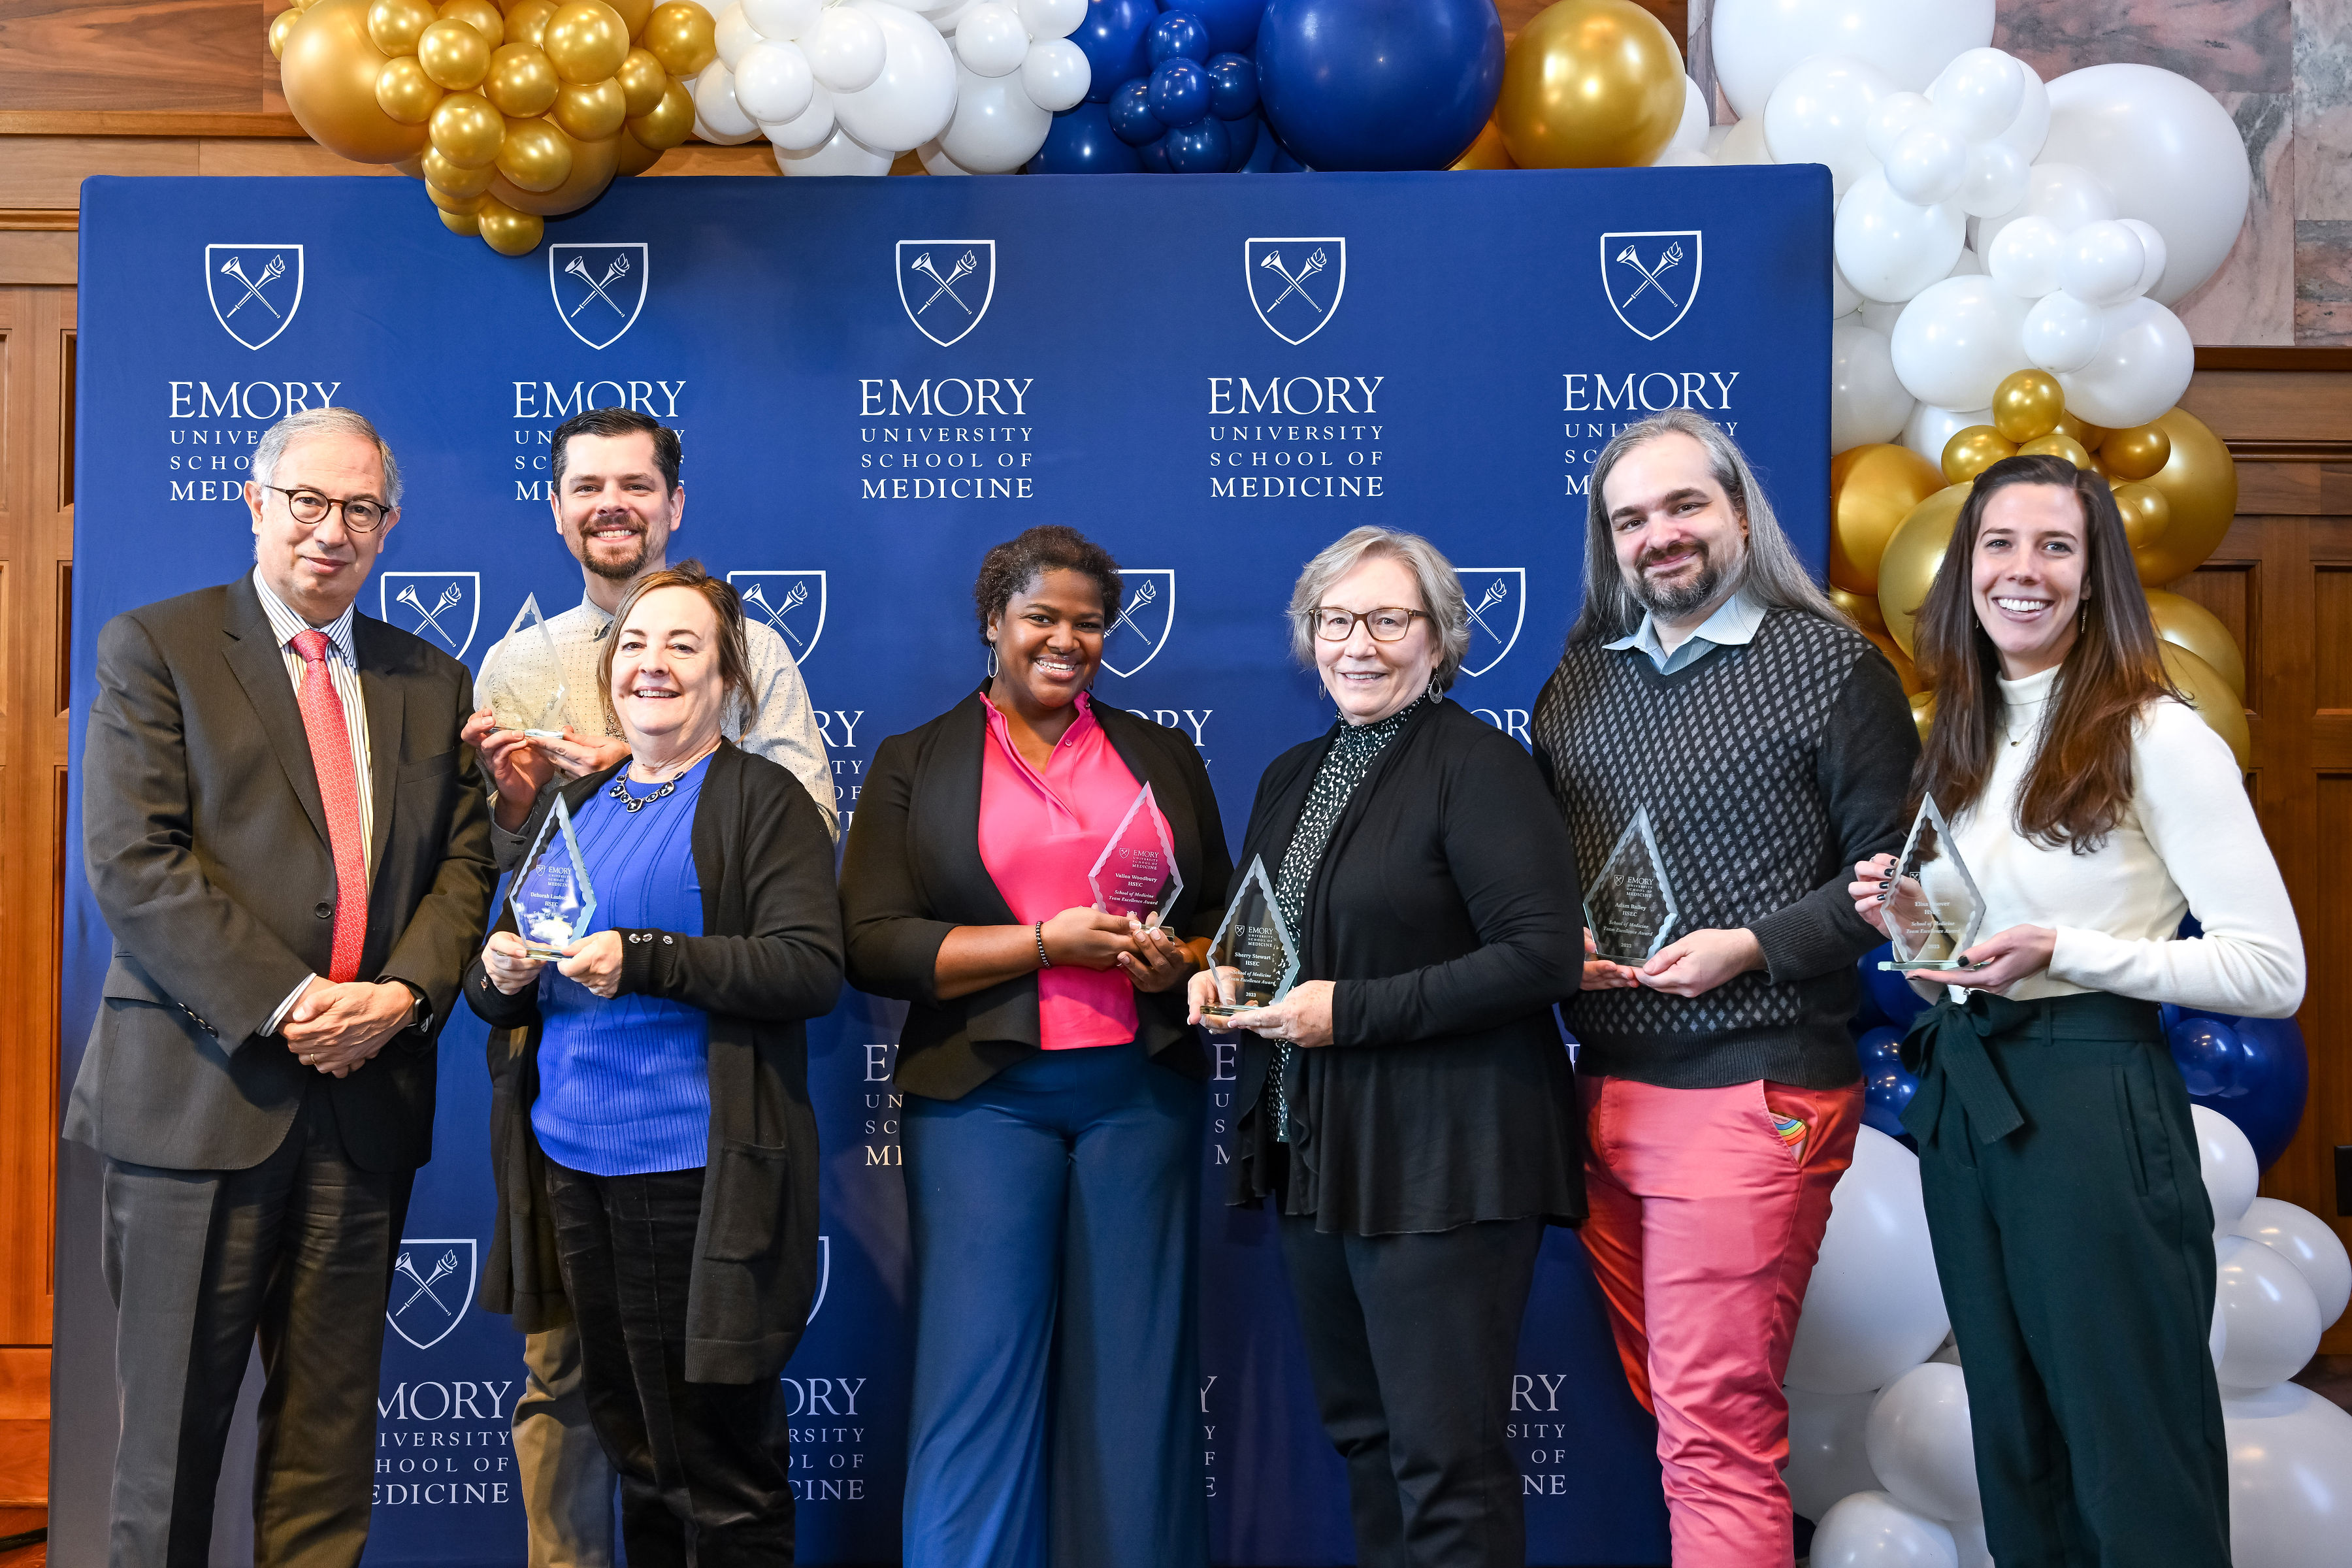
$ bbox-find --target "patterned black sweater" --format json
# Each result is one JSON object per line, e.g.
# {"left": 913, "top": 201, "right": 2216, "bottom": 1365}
{"left": 1529, "top": 608, "right": 1918, "bottom": 1089}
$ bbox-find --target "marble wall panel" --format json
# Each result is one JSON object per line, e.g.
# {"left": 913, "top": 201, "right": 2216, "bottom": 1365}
{"left": 2179, "top": 91, "right": 2296, "bottom": 344}
{"left": 1993, "top": 0, "right": 2293, "bottom": 93}
{"left": 2296, "top": 220, "right": 2352, "bottom": 343}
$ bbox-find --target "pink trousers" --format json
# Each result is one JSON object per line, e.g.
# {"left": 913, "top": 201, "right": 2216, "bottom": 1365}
{"left": 1580, "top": 1074, "right": 1862, "bottom": 1568}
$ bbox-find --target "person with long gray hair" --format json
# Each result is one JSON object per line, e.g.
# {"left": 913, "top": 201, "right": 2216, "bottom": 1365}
{"left": 1529, "top": 409, "right": 1916, "bottom": 1566}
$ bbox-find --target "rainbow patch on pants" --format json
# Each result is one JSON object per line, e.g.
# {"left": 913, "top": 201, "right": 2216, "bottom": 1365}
{"left": 1774, "top": 1113, "right": 1807, "bottom": 1160}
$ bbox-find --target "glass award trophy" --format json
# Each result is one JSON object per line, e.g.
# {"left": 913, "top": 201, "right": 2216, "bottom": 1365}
{"left": 1584, "top": 805, "right": 1680, "bottom": 965}
{"left": 1878, "top": 793, "right": 1987, "bottom": 971}
{"left": 1088, "top": 783, "right": 1184, "bottom": 922}
{"left": 491, "top": 593, "right": 569, "bottom": 738}
{"left": 1200, "top": 856, "right": 1301, "bottom": 1025}
{"left": 510, "top": 794, "right": 598, "bottom": 958}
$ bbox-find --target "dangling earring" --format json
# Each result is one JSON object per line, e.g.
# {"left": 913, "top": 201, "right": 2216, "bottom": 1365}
{"left": 986, "top": 641, "right": 1000, "bottom": 679}
{"left": 1426, "top": 672, "right": 1442, "bottom": 703}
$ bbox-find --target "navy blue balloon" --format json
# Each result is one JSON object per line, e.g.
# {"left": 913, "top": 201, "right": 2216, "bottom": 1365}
{"left": 1149, "top": 57, "right": 1209, "bottom": 126}
{"left": 1160, "top": 0, "right": 1265, "bottom": 53}
{"left": 1074, "top": 0, "right": 1157, "bottom": 103}
{"left": 1029, "top": 101, "right": 1145, "bottom": 173}
{"left": 1254, "top": 0, "right": 1504, "bottom": 171}
{"left": 1164, "top": 114, "right": 1230, "bottom": 171}
{"left": 1147, "top": 8, "right": 1211, "bottom": 64}
{"left": 1206, "top": 51, "right": 1257, "bottom": 118}
{"left": 1107, "top": 78, "right": 1162, "bottom": 144}
{"left": 1268, "top": 138, "right": 1304, "bottom": 171}
{"left": 1237, "top": 116, "right": 1278, "bottom": 169}
{"left": 1862, "top": 943, "right": 1930, "bottom": 1029}
{"left": 2167, "top": 1009, "right": 2309, "bottom": 1169}
{"left": 1137, "top": 133, "right": 1173, "bottom": 171}
{"left": 1856, "top": 1024, "right": 1918, "bottom": 1141}
{"left": 1220, "top": 106, "right": 1260, "bottom": 168}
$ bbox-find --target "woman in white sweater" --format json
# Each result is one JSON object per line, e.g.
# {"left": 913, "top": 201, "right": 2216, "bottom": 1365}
{"left": 1848, "top": 453, "right": 2303, "bottom": 1568}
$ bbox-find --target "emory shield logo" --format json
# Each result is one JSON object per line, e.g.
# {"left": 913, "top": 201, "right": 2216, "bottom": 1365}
{"left": 1601, "top": 231, "right": 1703, "bottom": 340}
{"left": 1454, "top": 568, "right": 1526, "bottom": 678}
{"left": 896, "top": 240, "right": 997, "bottom": 346}
{"left": 379, "top": 571, "right": 481, "bottom": 660}
{"left": 205, "top": 244, "right": 304, "bottom": 350}
{"left": 728, "top": 570, "right": 827, "bottom": 662}
{"left": 1245, "top": 238, "right": 1346, "bottom": 345}
{"left": 387, "top": 1237, "right": 477, "bottom": 1350}
{"left": 549, "top": 243, "right": 649, "bottom": 350}
{"left": 1102, "top": 568, "right": 1175, "bottom": 679}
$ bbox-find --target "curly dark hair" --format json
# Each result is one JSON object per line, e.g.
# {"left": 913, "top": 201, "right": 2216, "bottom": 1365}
{"left": 972, "top": 526, "right": 1122, "bottom": 645}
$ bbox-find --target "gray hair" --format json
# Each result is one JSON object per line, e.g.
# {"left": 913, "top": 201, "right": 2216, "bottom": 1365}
{"left": 1287, "top": 526, "right": 1471, "bottom": 691}
{"left": 253, "top": 406, "right": 403, "bottom": 506}
{"left": 1569, "top": 408, "right": 1844, "bottom": 644}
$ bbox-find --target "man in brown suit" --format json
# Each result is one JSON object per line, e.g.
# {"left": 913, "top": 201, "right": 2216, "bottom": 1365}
{"left": 66, "top": 406, "right": 497, "bottom": 1567}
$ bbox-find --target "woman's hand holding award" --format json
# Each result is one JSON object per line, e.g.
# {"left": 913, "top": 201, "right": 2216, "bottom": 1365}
{"left": 1200, "top": 856, "right": 1301, "bottom": 1027}
{"left": 1878, "top": 794, "right": 1987, "bottom": 972}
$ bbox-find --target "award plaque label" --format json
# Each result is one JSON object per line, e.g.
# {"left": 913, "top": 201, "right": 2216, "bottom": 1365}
{"left": 491, "top": 593, "right": 570, "bottom": 738}
{"left": 1200, "top": 855, "right": 1301, "bottom": 1024}
{"left": 1088, "top": 783, "right": 1184, "bottom": 921}
{"left": 511, "top": 794, "right": 598, "bottom": 958}
{"left": 1585, "top": 804, "right": 1680, "bottom": 965}
{"left": 1878, "top": 792, "right": 1987, "bottom": 972}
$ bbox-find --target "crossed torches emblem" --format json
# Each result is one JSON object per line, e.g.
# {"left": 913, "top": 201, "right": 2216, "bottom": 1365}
{"left": 740, "top": 580, "right": 809, "bottom": 651}
{"left": 395, "top": 1248, "right": 461, "bottom": 1316}
{"left": 218, "top": 253, "right": 287, "bottom": 319}
{"left": 564, "top": 252, "right": 634, "bottom": 318}
{"left": 1614, "top": 240, "right": 1687, "bottom": 310}
{"left": 397, "top": 581, "right": 463, "bottom": 647}
{"left": 1107, "top": 578, "right": 1159, "bottom": 643}
{"left": 910, "top": 250, "right": 978, "bottom": 316}
{"left": 1258, "top": 247, "right": 1328, "bottom": 314}
{"left": 1463, "top": 577, "right": 1511, "bottom": 646}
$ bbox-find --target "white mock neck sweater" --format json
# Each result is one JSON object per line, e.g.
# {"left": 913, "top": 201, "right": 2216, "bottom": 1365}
{"left": 1935, "top": 666, "right": 2304, "bottom": 1017}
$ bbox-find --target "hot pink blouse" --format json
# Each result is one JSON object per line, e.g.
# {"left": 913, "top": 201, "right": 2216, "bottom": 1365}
{"left": 976, "top": 691, "right": 1167, "bottom": 1051}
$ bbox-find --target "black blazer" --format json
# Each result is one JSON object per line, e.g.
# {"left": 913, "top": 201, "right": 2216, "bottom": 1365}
{"left": 467, "top": 743, "right": 843, "bottom": 1384}
{"left": 841, "top": 691, "right": 1234, "bottom": 1100}
{"left": 1228, "top": 698, "right": 1586, "bottom": 1233}
{"left": 67, "top": 576, "right": 497, "bottom": 1175}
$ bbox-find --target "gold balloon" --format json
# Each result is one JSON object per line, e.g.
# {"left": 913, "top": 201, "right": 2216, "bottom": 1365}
{"left": 640, "top": 0, "right": 716, "bottom": 76}
{"left": 1940, "top": 424, "right": 2015, "bottom": 485}
{"left": 544, "top": 0, "right": 630, "bottom": 84}
{"left": 504, "top": 0, "right": 556, "bottom": 45}
{"left": 613, "top": 125, "right": 663, "bottom": 175}
{"left": 439, "top": 206, "right": 482, "bottom": 235}
{"left": 423, "top": 144, "right": 498, "bottom": 193}
{"left": 2161, "top": 644, "right": 2249, "bottom": 769}
{"left": 615, "top": 47, "right": 668, "bottom": 115}
{"left": 440, "top": 0, "right": 506, "bottom": 38}
{"left": 1909, "top": 689, "right": 1936, "bottom": 743}
{"left": 280, "top": 0, "right": 433, "bottom": 163}
{"left": 2102, "top": 421, "right": 2173, "bottom": 482}
{"left": 603, "top": 0, "right": 652, "bottom": 36}
{"left": 495, "top": 114, "right": 576, "bottom": 191}
{"left": 2146, "top": 589, "right": 2246, "bottom": 700}
{"left": 270, "top": 7, "right": 305, "bottom": 58}
{"left": 2132, "top": 408, "right": 2237, "bottom": 585}
{"left": 2017, "top": 432, "right": 2092, "bottom": 470}
{"left": 489, "top": 120, "right": 619, "bottom": 214}
{"left": 374, "top": 54, "right": 445, "bottom": 122}
{"left": 2111, "top": 480, "right": 2170, "bottom": 553}
{"left": 1878, "top": 482, "right": 1972, "bottom": 658}
{"left": 476, "top": 194, "right": 546, "bottom": 255}
{"left": 627, "top": 76, "right": 694, "bottom": 149}
{"left": 426, "top": 181, "right": 483, "bottom": 214}
{"left": 486, "top": 42, "right": 561, "bottom": 114}
{"left": 552, "top": 76, "right": 627, "bottom": 139}
{"left": 1991, "top": 369, "right": 2065, "bottom": 443}
{"left": 1829, "top": 443, "right": 1945, "bottom": 595}
{"left": 2055, "top": 411, "right": 2109, "bottom": 453}
{"left": 2085, "top": 450, "right": 2112, "bottom": 482}
{"left": 417, "top": 16, "right": 492, "bottom": 88}
{"left": 366, "top": 0, "right": 437, "bottom": 56}
{"left": 429, "top": 88, "right": 506, "bottom": 166}
{"left": 1449, "top": 119, "right": 1514, "bottom": 171}
{"left": 1495, "top": 0, "right": 1686, "bottom": 169}
{"left": 1828, "top": 583, "right": 1886, "bottom": 634}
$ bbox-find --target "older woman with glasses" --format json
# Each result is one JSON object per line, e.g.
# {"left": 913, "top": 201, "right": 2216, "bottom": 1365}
{"left": 1188, "top": 526, "right": 1585, "bottom": 1568}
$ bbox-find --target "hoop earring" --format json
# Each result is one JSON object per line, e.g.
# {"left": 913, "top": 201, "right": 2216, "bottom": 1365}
{"left": 986, "top": 642, "right": 999, "bottom": 679}
{"left": 1426, "top": 673, "right": 1442, "bottom": 703}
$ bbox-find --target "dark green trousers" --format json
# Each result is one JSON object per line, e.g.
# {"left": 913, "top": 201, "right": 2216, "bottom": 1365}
{"left": 1901, "top": 990, "right": 2229, "bottom": 1568}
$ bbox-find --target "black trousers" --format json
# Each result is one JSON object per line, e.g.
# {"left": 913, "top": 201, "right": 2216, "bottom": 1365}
{"left": 1277, "top": 1211, "right": 1546, "bottom": 1568}
{"left": 1905, "top": 991, "right": 2229, "bottom": 1568}
{"left": 543, "top": 1160, "right": 792, "bottom": 1568}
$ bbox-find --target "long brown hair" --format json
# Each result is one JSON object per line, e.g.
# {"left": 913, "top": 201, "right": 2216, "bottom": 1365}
{"left": 598, "top": 560, "right": 750, "bottom": 732}
{"left": 1911, "top": 454, "right": 2178, "bottom": 852}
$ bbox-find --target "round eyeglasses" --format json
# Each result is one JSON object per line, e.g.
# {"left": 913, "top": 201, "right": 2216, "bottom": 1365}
{"left": 263, "top": 484, "right": 391, "bottom": 533}
{"left": 1312, "top": 606, "right": 1427, "bottom": 643}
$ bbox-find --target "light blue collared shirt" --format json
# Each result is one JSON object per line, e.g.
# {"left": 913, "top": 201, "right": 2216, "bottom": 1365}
{"left": 1604, "top": 588, "right": 1767, "bottom": 674}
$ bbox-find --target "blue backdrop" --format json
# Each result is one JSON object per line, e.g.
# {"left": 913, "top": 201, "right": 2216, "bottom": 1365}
{"left": 58, "top": 165, "right": 1830, "bottom": 1567}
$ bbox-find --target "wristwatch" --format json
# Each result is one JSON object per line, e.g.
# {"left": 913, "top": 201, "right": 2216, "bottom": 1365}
{"left": 390, "top": 978, "right": 433, "bottom": 1035}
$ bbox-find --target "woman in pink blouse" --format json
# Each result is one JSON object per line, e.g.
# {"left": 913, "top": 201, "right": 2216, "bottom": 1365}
{"left": 841, "top": 526, "right": 1233, "bottom": 1568}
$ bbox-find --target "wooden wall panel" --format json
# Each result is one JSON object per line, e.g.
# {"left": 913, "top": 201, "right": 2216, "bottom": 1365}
{"left": 0, "top": 0, "right": 262, "bottom": 111}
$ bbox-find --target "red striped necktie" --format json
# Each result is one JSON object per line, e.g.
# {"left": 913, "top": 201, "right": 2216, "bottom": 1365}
{"left": 291, "top": 629, "right": 367, "bottom": 983}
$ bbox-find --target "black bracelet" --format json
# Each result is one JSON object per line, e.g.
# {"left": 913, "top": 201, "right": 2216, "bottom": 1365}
{"left": 1035, "top": 921, "right": 1052, "bottom": 970}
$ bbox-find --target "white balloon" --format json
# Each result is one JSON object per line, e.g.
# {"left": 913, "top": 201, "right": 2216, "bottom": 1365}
{"left": 1884, "top": 120, "right": 1968, "bottom": 206}
{"left": 775, "top": 122, "right": 894, "bottom": 174}
{"left": 831, "top": 1, "right": 956, "bottom": 152}
{"left": 1925, "top": 47, "right": 2022, "bottom": 142}
{"left": 2215, "top": 1233, "right": 2323, "bottom": 1393}
{"left": 1709, "top": 0, "right": 1993, "bottom": 122}
{"left": 1952, "top": 1517, "right": 1993, "bottom": 1568}
{"left": 928, "top": 0, "right": 986, "bottom": 28}
{"left": 742, "top": 0, "right": 821, "bottom": 39}
{"left": 1995, "top": 60, "right": 2048, "bottom": 160}
{"left": 1764, "top": 55, "right": 1895, "bottom": 196}
{"left": 1861, "top": 296, "right": 1905, "bottom": 333}
{"left": 915, "top": 136, "right": 971, "bottom": 173}
{"left": 760, "top": 79, "right": 834, "bottom": 149}
{"left": 1975, "top": 162, "right": 2118, "bottom": 261}
{"left": 1985, "top": 214, "right": 2065, "bottom": 298}
{"left": 1837, "top": 172, "right": 1967, "bottom": 303}
{"left": 1834, "top": 263, "right": 1864, "bottom": 318}
{"left": 953, "top": 1, "right": 1026, "bottom": 75}
{"left": 1652, "top": 146, "right": 1713, "bottom": 167}
{"left": 2223, "top": 1382, "right": 2352, "bottom": 1568}
{"left": 2063, "top": 219, "right": 2149, "bottom": 306}
{"left": 2233, "top": 1199, "right": 2352, "bottom": 1330}
{"left": 1955, "top": 140, "right": 2027, "bottom": 218}
{"left": 939, "top": 57, "right": 1049, "bottom": 171}
{"left": 1788, "top": 1128, "right": 1952, "bottom": 1395}
{"left": 2192, "top": 1104, "right": 2262, "bottom": 1233}
{"left": 1809, "top": 1490, "right": 1961, "bottom": 1568}
{"left": 1669, "top": 73, "right": 1711, "bottom": 155}
{"left": 1867, "top": 1364, "right": 1981, "bottom": 1524}
{"left": 1902, "top": 402, "right": 1989, "bottom": 469}
{"left": 1864, "top": 91, "right": 1935, "bottom": 165}
{"left": 2212, "top": 1277, "right": 2230, "bottom": 1368}
{"left": 1946, "top": 244, "right": 1982, "bottom": 278}
{"left": 2117, "top": 217, "right": 2170, "bottom": 300}
{"left": 1019, "top": 36, "right": 1088, "bottom": 112}
{"left": 1015, "top": 0, "right": 1083, "bottom": 39}
{"left": 691, "top": 111, "right": 762, "bottom": 144}
{"left": 1831, "top": 318, "right": 1915, "bottom": 453}
{"left": 2042, "top": 63, "right": 2251, "bottom": 304}
{"left": 1786, "top": 1385, "right": 1884, "bottom": 1522}
{"left": 693, "top": 63, "right": 760, "bottom": 138}
{"left": 1889, "top": 274, "right": 2028, "bottom": 410}
{"left": 1714, "top": 114, "right": 1772, "bottom": 166}
{"left": 807, "top": 4, "right": 887, "bottom": 93}
{"left": 713, "top": 0, "right": 759, "bottom": 67}
{"left": 2021, "top": 291, "right": 2104, "bottom": 374}
{"left": 732, "top": 39, "right": 815, "bottom": 124}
